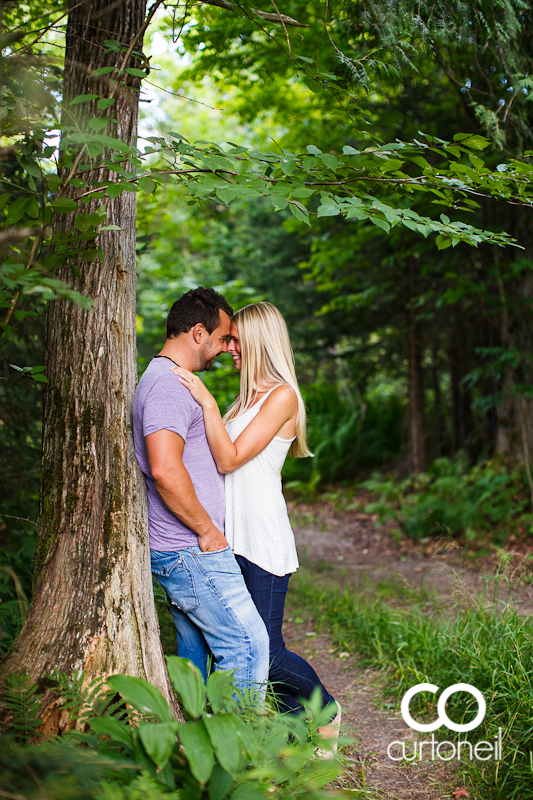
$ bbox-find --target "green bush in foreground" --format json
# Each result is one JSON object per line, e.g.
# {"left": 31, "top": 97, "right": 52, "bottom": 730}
{"left": 0, "top": 657, "right": 340, "bottom": 800}
{"left": 363, "top": 457, "right": 533, "bottom": 541}
{"left": 292, "top": 573, "right": 533, "bottom": 799}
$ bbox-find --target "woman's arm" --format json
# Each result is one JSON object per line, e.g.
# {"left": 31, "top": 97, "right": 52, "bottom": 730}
{"left": 172, "top": 368, "right": 296, "bottom": 474}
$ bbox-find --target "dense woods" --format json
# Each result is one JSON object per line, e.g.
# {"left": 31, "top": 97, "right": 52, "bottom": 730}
{"left": 1, "top": 0, "right": 533, "bottom": 784}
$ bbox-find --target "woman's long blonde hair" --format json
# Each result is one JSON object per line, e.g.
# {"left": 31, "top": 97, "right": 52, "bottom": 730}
{"left": 223, "top": 302, "right": 312, "bottom": 458}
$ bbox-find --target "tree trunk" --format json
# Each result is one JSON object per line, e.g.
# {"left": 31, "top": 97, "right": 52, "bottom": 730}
{"left": 406, "top": 258, "right": 427, "bottom": 473}
{"left": 448, "top": 308, "right": 473, "bottom": 457}
{"left": 0, "top": 0, "right": 179, "bottom": 730}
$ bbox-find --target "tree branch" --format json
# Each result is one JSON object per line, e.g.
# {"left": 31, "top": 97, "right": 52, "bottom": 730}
{"left": 0, "top": 224, "right": 47, "bottom": 338}
{"left": 198, "top": 0, "right": 308, "bottom": 28}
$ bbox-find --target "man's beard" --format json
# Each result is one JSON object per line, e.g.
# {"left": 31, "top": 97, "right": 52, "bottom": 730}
{"left": 198, "top": 341, "right": 216, "bottom": 371}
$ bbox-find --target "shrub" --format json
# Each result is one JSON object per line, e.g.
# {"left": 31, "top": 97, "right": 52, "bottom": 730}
{"left": 1, "top": 658, "right": 340, "bottom": 800}
{"left": 363, "top": 457, "right": 533, "bottom": 541}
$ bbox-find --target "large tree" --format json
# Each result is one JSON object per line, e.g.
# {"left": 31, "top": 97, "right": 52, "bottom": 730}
{"left": 0, "top": 0, "right": 181, "bottom": 727}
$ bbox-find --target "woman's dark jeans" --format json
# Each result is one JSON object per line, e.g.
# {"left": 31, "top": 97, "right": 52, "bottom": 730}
{"left": 236, "top": 554, "right": 336, "bottom": 716}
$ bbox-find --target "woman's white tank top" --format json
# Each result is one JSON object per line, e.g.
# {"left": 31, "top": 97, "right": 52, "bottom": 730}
{"left": 224, "top": 386, "right": 299, "bottom": 577}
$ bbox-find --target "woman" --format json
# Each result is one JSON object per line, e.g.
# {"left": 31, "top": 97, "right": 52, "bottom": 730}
{"left": 173, "top": 301, "right": 341, "bottom": 748}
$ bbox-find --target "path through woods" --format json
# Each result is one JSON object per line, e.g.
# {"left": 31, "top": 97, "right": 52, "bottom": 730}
{"left": 284, "top": 499, "right": 533, "bottom": 799}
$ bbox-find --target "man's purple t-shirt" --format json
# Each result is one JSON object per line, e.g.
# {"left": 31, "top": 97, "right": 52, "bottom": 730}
{"left": 133, "top": 357, "right": 225, "bottom": 551}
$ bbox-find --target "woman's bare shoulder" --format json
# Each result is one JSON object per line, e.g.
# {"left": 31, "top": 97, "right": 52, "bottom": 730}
{"left": 262, "top": 384, "right": 297, "bottom": 410}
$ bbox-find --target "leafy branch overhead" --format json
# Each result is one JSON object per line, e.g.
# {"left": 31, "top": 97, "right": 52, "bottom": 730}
{"left": 1, "top": 4, "right": 532, "bottom": 341}
{"left": 38, "top": 115, "right": 532, "bottom": 244}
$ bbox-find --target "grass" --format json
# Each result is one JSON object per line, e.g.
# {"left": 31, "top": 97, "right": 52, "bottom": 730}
{"left": 289, "top": 568, "right": 533, "bottom": 799}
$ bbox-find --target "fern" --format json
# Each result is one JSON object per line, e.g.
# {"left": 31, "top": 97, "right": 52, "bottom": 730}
{"left": 3, "top": 673, "right": 42, "bottom": 743}
{"left": 51, "top": 669, "right": 125, "bottom": 725}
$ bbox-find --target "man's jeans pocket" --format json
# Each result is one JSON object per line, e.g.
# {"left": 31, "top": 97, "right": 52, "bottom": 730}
{"left": 192, "top": 545, "right": 242, "bottom": 576}
{"left": 150, "top": 550, "right": 199, "bottom": 613}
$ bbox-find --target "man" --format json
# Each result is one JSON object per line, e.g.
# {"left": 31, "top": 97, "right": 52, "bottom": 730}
{"left": 133, "top": 286, "right": 269, "bottom": 694}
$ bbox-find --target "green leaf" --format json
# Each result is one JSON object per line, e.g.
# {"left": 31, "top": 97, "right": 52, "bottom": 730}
{"left": 70, "top": 94, "right": 100, "bottom": 105}
{"left": 305, "top": 79, "right": 322, "bottom": 93}
{"left": 89, "top": 67, "right": 115, "bottom": 76}
{"left": 9, "top": 364, "right": 23, "bottom": 372}
{"left": 30, "top": 365, "right": 45, "bottom": 373}
{"left": 107, "top": 674, "right": 174, "bottom": 723}
{"left": 436, "top": 234, "right": 452, "bottom": 250}
{"left": 179, "top": 720, "right": 215, "bottom": 784}
{"left": 31, "top": 373, "right": 48, "bottom": 383}
{"left": 279, "top": 159, "right": 296, "bottom": 176}
{"left": 379, "top": 159, "right": 404, "bottom": 172}
{"left": 89, "top": 716, "right": 135, "bottom": 751}
{"left": 320, "top": 153, "right": 338, "bottom": 171}
{"left": 459, "top": 134, "right": 491, "bottom": 150}
{"left": 370, "top": 216, "right": 390, "bottom": 232}
{"left": 97, "top": 98, "right": 116, "bottom": 110}
{"left": 289, "top": 204, "right": 310, "bottom": 225}
{"left": 208, "top": 764, "right": 234, "bottom": 800}
{"left": 6, "top": 197, "right": 30, "bottom": 225}
{"left": 317, "top": 203, "right": 340, "bottom": 217}
{"left": 469, "top": 154, "right": 484, "bottom": 169}
{"left": 290, "top": 188, "right": 314, "bottom": 199}
{"left": 107, "top": 184, "right": 123, "bottom": 199}
{"left": 270, "top": 196, "right": 288, "bottom": 211}
{"left": 230, "top": 781, "right": 269, "bottom": 800}
{"left": 125, "top": 68, "right": 148, "bottom": 78}
{"left": 342, "top": 145, "right": 360, "bottom": 155}
{"left": 206, "top": 671, "right": 235, "bottom": 714}
{"left": 138, "top": 176, "right": 156, "bottom": 194}
{"left": 204, "top": 714, "right": 241, "bottom": 776}
{"left": 18, "top": 158, "right": 42, "bottom": 178}
{"left": 47, "top": 175, "right": 63, "bottom": 191}
{"left": 89, "top": 118, "right": 108, "bottom": 132}
{"left": 166, "top": 656, "right": 206, "bottom": 718}
{"left": 51, "top": 198, "right": 79, "bottom": 214}
{"left": 138, "top": 720, "right": 180, "bottom": 770}
{"left": 306, "top": 145, "right": 322, "bottom": 156}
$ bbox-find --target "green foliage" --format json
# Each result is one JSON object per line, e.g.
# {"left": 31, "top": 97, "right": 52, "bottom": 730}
{"left": 0, "top": 541, "right": 33, "bottom": 654}
{"left": 363, "top": 457, "right": 532, "bottom": 540}
{"left": 1, "top": 658, "right": 340, "bottom": 799}
{"left": 283, "top": 383, "right": 404, "bottom": 492}
{"left": 3, "top": 674, "right": 43, "bottom": 743}
{"left": 292, "top": 572, "right": 533, "bottom": 798}
{"left": 0, "top": 736, "right": 115, "bottom": 800}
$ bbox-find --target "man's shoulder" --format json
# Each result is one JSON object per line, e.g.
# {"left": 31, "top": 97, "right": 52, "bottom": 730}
{"left": 137, "top": 361, "right": 199, "bottom": 409}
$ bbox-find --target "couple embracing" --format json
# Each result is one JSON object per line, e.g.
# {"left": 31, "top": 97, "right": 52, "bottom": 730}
{"left": 133, "top": 287, "right": 340, "bottom": 750}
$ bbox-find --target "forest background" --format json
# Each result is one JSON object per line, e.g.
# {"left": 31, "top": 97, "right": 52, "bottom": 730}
{"left": 1, "top": 0, "right": 533, "bottom": 778}
{"left": 3, "top": 0, "right": 533, "bottom": 609}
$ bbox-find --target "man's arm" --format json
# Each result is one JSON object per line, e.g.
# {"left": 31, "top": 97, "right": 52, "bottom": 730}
{"left": 145, "top": 429, "right": 228, "bottom": 553}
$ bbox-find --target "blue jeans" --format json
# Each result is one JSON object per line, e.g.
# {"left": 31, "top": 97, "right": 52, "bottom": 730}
{"left": 235, "top": 554, "right": 336, "bottom": 716}
{"left": 151, "top": 545, "right": 269, "bottom": 697}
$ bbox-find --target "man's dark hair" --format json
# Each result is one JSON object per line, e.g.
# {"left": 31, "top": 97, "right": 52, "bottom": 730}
{"left": 166, "top": 286, "right": 233, "bottom": 339}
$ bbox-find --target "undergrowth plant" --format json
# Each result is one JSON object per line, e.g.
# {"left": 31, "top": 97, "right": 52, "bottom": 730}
{"left": 1, "top": 657, "right": 342, "bottom": 800}
{"left": 291, "top": 570, "right": 533, "bottom": 799}
{"left": 363, "top": 457, "right": 533, "bottom": 542}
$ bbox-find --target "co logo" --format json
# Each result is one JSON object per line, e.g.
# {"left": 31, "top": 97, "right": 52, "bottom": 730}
{"left": 401, "top": 683, "right": 486, "bottom": 733}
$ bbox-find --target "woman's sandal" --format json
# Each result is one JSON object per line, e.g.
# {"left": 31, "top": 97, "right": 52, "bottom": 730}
{"left": 315, "top": 700, "right": 342, "bottom": 759}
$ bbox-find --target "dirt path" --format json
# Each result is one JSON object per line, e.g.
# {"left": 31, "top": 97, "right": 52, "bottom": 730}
{"left": 283, "top": 624, "right": 459, "bottom": 799}
{"left": 282, "top": 500, "right": 531, "bottom": 799}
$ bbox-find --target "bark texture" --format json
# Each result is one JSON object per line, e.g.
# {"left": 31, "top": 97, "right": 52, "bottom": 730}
{"left": 1, "top": 0, "right": 179, "bottom": 728}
